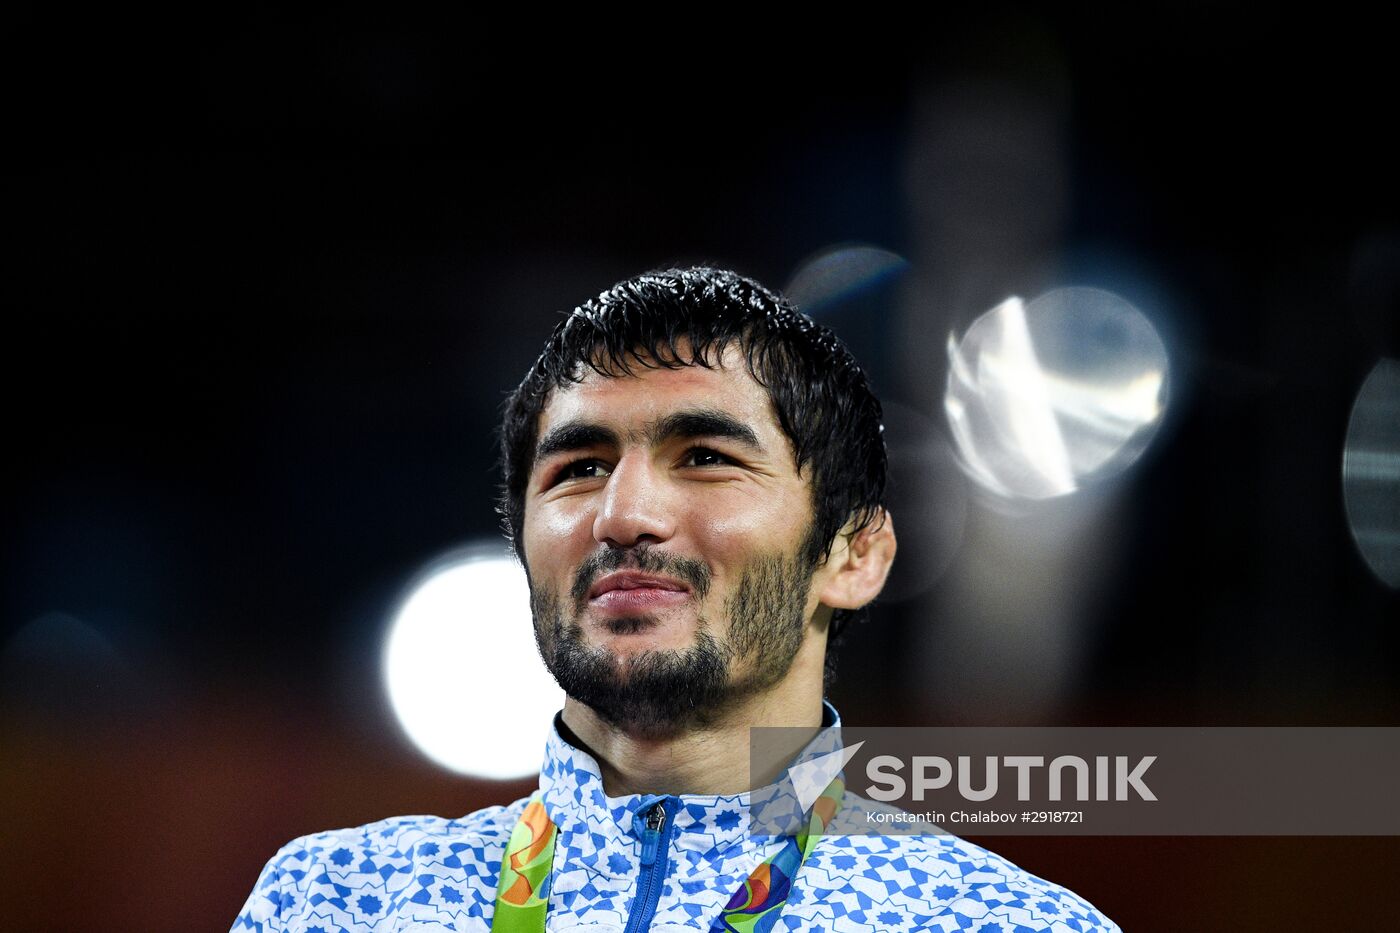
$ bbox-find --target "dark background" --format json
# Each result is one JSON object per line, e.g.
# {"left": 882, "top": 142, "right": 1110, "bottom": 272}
{"left": 5, "top": 10, "right": 1398, "bottom": 931}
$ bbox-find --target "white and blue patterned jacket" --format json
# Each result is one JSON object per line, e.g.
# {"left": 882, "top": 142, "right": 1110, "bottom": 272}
{"left": 234, "top": 706, "right": 1120, "bottom": 932}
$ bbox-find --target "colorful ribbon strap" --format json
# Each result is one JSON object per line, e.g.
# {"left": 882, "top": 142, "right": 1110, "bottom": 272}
{"left": 491, "top": 778, "right": 844, "bottom": 932}
{"left": 709, "top": 778, "right": 845, "bottom": 933}
{"left": 491, "top": 794, "right": 557, "bottom": 933}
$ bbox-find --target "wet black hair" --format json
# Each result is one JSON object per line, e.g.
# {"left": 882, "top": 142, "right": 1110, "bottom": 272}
{"left": 498, "top": 266, "right": 888, "bottom": 654}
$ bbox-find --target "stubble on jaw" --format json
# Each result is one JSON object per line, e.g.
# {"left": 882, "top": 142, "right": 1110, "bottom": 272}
{"left": 529, "top": 547, "right": 815, "bottom": 739}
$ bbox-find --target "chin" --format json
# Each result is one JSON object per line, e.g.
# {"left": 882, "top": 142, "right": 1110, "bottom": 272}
{"left": 597, "top": 615, "right": 654, "bottom": 637}
{"left": 588, "top": 619, "right": 698, "bottom": 658}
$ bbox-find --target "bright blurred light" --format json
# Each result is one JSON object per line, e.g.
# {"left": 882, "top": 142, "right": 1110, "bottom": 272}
{"left": 945, "top": 287, "right": 1169, "bottom": 499}
{"left": 1343, "top": 359, "right": 1400, "bottom": 588}
{"left": 783, "top": 244, "right": 909, "bottom": 315}
{"left": 383, "top": 546, "right": 563, "bottom": 778}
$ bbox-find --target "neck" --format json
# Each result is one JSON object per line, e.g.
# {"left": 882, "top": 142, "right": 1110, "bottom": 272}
{"left": 559, "top": 672, "right": 825, "bottom": 797}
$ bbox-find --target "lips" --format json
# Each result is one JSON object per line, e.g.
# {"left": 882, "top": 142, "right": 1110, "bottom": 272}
{"left": 586, "top": 571, "right": 691, "bottom": 600}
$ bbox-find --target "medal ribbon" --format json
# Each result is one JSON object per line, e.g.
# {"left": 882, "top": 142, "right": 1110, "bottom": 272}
{"left": 491, "top": 778, "right": 845, "bottom": 933}
{"left": 490, "top": 796, "right": 558, "bottom": 933}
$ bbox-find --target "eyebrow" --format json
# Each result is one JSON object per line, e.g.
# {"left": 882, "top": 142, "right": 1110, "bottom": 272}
{"left": 532, "top": 407, "right": 765, "bottom": 465}
{"left": 534, "top": 422, "right": 621, "bottom": 462}
{"left": 649, "top": 409, "right": 763, "bottom": 452}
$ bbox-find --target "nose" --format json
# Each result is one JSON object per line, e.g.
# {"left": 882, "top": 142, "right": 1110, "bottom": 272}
{"left": 592, "top": 451, "right": 675, "bottom": 549}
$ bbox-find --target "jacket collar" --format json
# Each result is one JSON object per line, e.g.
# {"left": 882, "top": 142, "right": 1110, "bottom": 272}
{"left": 537, "top": 702, "right": 843, "bottom": 877}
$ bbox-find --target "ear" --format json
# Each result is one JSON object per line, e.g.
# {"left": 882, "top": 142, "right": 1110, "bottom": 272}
{"left": 814, "top": 510, "right": 897, "bottom": 611}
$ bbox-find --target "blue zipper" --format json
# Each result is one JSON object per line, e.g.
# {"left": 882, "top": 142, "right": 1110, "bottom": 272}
{"left": 623, "top": 797, "right": 676, "bottom": 933}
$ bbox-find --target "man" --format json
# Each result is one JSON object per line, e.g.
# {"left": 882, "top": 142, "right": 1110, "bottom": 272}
{"left": 235, "top": 267, "right": 1118, "bottom": 931}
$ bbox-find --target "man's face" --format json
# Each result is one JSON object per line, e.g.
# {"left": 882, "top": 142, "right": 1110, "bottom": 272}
{"left": 521, "top": 346, "right": 826, "bottom": 735}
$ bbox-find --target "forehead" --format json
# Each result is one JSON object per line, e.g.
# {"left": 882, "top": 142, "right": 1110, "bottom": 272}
{"left": 536, "top": 346, "right": 786, "bottom": 444}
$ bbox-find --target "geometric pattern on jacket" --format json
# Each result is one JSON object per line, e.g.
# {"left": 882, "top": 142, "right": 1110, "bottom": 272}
{"left": 233, "top": 704, "right": 1120, "bottom": 932}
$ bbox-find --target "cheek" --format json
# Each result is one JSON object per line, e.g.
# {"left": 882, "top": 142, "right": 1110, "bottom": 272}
{"left": 523, "top": 500, "right": 595, "bottom": 566}
{"left": 689, "top": 488, "right": 808, "bottom": 555}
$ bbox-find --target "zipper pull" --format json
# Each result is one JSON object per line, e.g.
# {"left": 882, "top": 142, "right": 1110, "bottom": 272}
{"left": 639, "top": 801, "right": 666, "bottom": 866}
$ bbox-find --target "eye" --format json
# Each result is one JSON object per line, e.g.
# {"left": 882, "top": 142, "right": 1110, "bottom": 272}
{"left": 682, "top": 447, "right": 736, "bottom": 468}
{"left": 556, "top": 459, "right": 612, "bottom": 483}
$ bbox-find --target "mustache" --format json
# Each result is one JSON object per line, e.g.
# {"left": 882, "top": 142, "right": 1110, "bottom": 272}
{"left": 570, "top": 546, "right": 712, "bottom": 607}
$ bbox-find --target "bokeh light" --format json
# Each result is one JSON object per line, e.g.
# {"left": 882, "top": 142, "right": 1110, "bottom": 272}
{"left": 1, "top": 611, "right": 134, "bottom": 721}
{"left": 944, "top": 287, "right": 1170, "bottom": 500}
{"left": 783, "top": 244, "right": 909, "bottom": 315}
{"left": 382, "top": 546, "right": 563, "bottom": 778}
{"left": 880, "top": 401, "right": 969, "bottom": 601}
{"left": 1343, "top": 359, "right": 1400, "bottom": 589}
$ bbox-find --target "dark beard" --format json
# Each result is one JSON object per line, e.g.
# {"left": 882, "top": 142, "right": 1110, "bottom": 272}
{"left": 530, "top": 545, "right": 815, "bottom": 738}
